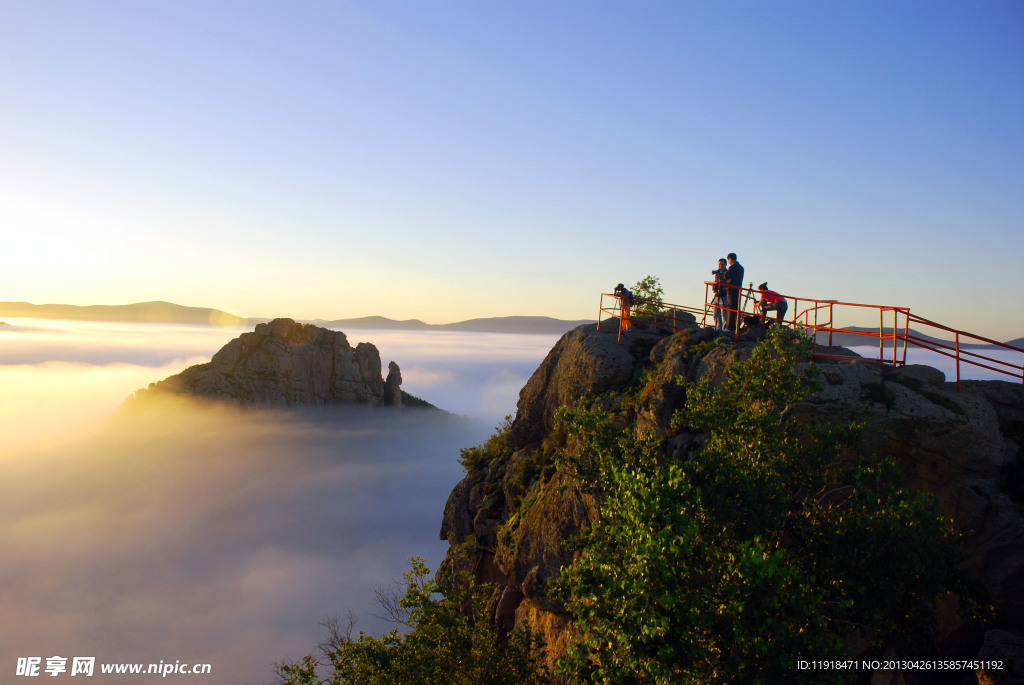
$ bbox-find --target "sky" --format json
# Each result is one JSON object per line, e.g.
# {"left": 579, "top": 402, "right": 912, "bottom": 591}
{"left": 1, "top": 2, "right": 1022, "bottom": 338}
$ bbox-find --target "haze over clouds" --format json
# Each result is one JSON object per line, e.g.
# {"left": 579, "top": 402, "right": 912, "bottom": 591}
{"left": 0, "top": 321, "right": 556, "bottom": 682}
{"left": 1, "top": 401, "right": 484, "bottom": 684}
{"left": 0, "top": 318, "right": 247, "bottom": 367}
{"left": 359, "top": 329, "right": 560, "bottom": 419}
{"left": 0, "top": 320, "right": 558, "bottom": 446}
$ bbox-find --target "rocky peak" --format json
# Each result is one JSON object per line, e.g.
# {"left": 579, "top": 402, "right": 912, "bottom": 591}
{"left": 439, "top": 320, "right": 1024, "bottom": 674}
{"left": 131, "top": 317, "right": 404, "bottom": 408}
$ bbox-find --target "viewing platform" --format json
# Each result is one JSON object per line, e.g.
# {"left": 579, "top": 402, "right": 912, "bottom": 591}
{"left": 598, "top": 283, "right": 1024, "bottom": 391}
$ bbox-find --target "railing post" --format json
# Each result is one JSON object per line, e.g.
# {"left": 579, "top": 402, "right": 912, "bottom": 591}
{"left": 704, "top": 283, "right": 709, "bottom": 328}
{"left": 884, "top": 309, "right": 892, "bottom": 362}
{"left": 956, "top": 331, "right": 961, "bottom": 391}
{"left": 880, "top": 307, "right": 888, "bottom": 360}
{"left": 902, "top": 309, "right": 909, "bottom": 366}
{"left": 828, "top": 304, "right": 833, "bottom": 351}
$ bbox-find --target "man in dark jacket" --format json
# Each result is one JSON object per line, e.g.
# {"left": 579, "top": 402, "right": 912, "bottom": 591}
{"left": 726, "top": 253, "right": 744, "bottom": 331}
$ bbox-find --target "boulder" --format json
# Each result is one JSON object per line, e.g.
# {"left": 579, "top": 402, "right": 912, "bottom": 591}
{"left": 130, "top": 318, "right": 389, "bottom": 407}
{"left": 506, "top": 322, "right": 666, "bottom": 449}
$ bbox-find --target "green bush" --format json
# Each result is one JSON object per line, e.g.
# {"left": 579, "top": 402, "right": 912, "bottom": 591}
{"left": 276, "top": 557, "right": 549, "bottom": 685}
{"left": 632, "top": 274, "right": 665, "bottom": 318}
{"left": 458, "top": 414, "right": 514, "bottom": 474}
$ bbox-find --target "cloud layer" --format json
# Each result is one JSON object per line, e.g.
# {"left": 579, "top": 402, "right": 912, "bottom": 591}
{"left": 0, "top": 321, "right": 556, "bottom": 683}
{"left": 1, "top": 401, "right": 487, "bottom": 684}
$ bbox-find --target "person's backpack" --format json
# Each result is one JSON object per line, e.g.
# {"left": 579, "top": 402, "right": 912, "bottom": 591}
{"left": 621, "top": 288, "right": 634, "bottom": 307}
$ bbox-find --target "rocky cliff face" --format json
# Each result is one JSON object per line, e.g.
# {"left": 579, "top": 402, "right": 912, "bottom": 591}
{"left": 439, "top": 321, "right": 1024, "bottom": 679}
{"left": 131, "top": 318, "right": 403, "bottom": 407}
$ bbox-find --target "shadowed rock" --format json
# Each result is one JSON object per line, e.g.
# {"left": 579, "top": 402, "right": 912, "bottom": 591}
{"left": 384, "top": 361, "right": 403, "bottom": 407}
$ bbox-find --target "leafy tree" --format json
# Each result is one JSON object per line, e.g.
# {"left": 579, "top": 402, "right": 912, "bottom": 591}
{"left": 553, "top": 325, "right": 981, "bottom": 684}
{"left": 276, "top": 557, "right": 548, "bottom": 685}
{"left": 631, "top": 274, "right": 665, "bottom": 317}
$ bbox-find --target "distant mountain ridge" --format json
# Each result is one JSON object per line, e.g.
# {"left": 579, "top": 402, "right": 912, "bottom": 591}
{"left": 0, "top": 301, "right": 593, "bottom": 335}
{"left": 0, "top": 301, "right": 247, "bottom": 326}
{"left": 298, "top": 315, "right": 596, "bottom": 335}
{"left": 4, "top": 300, "right": 1019, "bottom": 344}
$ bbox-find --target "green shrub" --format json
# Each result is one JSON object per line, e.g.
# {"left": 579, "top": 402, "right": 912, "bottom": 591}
{"left": 399, "top": 390, "right": 434, "bottom": 408}
{"left": 458, "top": 414, "right": 514, "bottom": 474}
{"left": 276, "top": 557, "right": 549, "bottom": 684}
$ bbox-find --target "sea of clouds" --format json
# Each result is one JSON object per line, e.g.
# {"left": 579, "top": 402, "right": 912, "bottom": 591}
{"left": 0, "top": 319, "right": 559, "bottom": 684}
{"left": 1, "top": 318, "right": 1016, "bottom": 683}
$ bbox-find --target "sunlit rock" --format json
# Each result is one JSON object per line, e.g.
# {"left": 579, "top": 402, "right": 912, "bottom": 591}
{"left": 130, "top": 318, "right": 402, "bottom": 408}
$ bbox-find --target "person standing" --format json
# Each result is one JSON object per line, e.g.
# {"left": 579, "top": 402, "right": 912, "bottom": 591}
{"left": 711, "top": 258, "right": 728, "bottom": 331}
{"left": 613, "top": 283, "right": 633, "bottom": 332}
{"left": 726, "top": 253, "right": 744, "bottom": 331}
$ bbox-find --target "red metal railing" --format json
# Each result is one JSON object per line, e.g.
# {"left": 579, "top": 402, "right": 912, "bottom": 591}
{"left": 901, "top": 313, "right": 1024, "bottom": 390}
{"left": 597, "top": 292, "right": 704, "bottom": 344}
{"left": 598, "top": 286, "right": 1024, "bottom": 390}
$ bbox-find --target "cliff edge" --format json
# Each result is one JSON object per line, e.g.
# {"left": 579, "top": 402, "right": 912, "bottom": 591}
{"left": 439, "top": 320, "right": 1024, "bottom": 679}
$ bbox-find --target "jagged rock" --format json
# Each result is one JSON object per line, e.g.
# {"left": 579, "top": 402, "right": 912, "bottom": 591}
{"left": 438, "top": 321, "right": 1024, "bottom": 672}
{"left": 130, "top": 318, "right": 393, "bottom": 407}
{"left": 384, "top": 361, "right": 403, "bottom": 407}
{"left": 496, "top": 469, "right": 595, "bottom": 613}
{"left": 506, "top": 322, "right": 667, "bottom": 449}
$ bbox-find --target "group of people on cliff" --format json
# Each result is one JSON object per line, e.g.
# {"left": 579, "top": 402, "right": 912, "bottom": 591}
{"left": 612, "top": 253, "right": 788, "bottom": 335}
{"left": 710, "top": 253, "right": 788, "bottom": 331}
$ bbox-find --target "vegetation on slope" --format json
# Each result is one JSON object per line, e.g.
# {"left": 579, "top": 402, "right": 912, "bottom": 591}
{"left": 551, "top": 325, "right": 984, "bottom": 683}
{"left": 278, "top": 326, "right": 984, "bottom": 684}
{"left": 276, "top": 558, "right": 549, "bottom": 685}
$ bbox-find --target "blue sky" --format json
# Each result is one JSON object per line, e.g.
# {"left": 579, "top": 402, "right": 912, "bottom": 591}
{"left": 2, "top": 1, "right": 1021, "bottom": 338}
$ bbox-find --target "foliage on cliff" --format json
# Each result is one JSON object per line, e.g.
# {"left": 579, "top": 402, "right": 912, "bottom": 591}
{"left": 459, "top": 414, "right": 514, "bottom": 474}
{"left": 276, "top": 557, "right": 548, "bottom": 685}
{"left": 551, "top": 326, "right": 982, "bottom": 684}
{"left": 279, "top": 325, "right": 993, "bottom": 684}
{"left": 631, "top": 274, "right": 665, "bottom": 317}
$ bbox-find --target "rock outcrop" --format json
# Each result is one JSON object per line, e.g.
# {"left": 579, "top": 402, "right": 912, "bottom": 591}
{"left": 438, "top": 320, "right": 1024, "bottom": 680}
{"left": 384, "top": 361, "right": 403, "bottom": 407}
{"left": 131, "top": 318, "right": 405, "bottom": 407}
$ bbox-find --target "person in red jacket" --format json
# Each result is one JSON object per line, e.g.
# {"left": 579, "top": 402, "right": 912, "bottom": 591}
{"left": 757, "top": 282, "right": 788, "bottom": 324}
